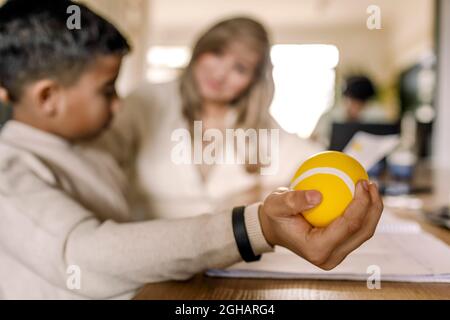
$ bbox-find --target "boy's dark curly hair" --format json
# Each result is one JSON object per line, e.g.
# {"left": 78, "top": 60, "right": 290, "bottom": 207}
{"left": 0, "top": 0, "right": 131, "bottom": 102}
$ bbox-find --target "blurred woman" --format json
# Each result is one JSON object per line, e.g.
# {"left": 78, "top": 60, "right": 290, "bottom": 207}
{"left": 92, "top": 17, "right": 321, "bottom": 219}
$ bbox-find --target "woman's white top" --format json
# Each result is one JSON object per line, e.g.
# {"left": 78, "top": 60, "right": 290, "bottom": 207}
{"left": 92, "top": 80, "right": 322, "bottom": 219}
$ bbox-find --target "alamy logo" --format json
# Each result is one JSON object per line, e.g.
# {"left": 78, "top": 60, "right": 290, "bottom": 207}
{"left": 366, "top": 5, "right": 382, "bottom": 30}
{"left": 66, "top": 5, "right": 81, "bottom": 30}
{"left": 367, "top": 264, "right": 381, "bottom": 289}
{"left": 66, "top": 265, "right": 81, "bottom": 290}
{"left": 171, "top": 121, "right": 280, "bottom": 176}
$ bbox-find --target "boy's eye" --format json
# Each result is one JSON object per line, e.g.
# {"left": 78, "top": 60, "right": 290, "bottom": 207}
{"left": 211, "top": 48, "right": 225, "bottom": 57}
{"left": 103, "top": 87, "right": 117, "bottom": 98}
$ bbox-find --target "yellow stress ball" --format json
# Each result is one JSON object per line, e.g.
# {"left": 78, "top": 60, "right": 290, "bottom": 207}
{"left": 290, "top": 151, "right": 368, "bottom": 227}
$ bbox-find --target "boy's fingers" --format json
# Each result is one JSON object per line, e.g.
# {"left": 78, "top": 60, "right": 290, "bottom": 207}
{"left": 338, "top": 180, "right": 371, "bottom": 233}
{"left": 368, "top": 182, "right": 383, "bottom": 212}
{"left": 265, "top": 181, "right": 379, "bottom": 268}
{"left": 280, "top": 190, "right": 322, "bottom": 216}
{"left": 308, "top": 181, "right": 371, "bottom": 252}
{"left": 318, "top": 183, "right": 384, "bottom": 269}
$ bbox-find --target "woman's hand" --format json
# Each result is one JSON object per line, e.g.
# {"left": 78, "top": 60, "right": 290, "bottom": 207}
{"left": 259, "top": 180, "right": 383, "bottom": 270}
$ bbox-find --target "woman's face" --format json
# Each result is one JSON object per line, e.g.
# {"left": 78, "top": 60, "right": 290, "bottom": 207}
{"left": 193, "top": 41, "right": 261, "bottom": 105}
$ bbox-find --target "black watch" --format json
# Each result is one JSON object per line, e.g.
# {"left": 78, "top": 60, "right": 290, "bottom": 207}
{"left": 232, "top": 206, "right": 262, "bottom": 262}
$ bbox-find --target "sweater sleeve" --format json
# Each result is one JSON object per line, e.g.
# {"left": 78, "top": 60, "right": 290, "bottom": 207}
{"left": 0, "top": 162, "right": 273, "bottom": 299}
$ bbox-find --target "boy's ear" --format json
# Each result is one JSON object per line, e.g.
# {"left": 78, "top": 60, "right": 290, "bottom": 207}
{"left": 29, "top": 79, "right": 61, "bottom": 117}
{"left": 0, "top": 86, "right": 9, "bottom": 104}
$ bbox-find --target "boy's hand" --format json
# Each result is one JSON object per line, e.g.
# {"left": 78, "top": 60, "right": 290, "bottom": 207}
{"left": 259, "top": 180, "right": 383, "bottom": 270}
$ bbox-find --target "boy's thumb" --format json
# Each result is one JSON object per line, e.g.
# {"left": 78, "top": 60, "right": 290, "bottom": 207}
{"left": 281, "top": 190, "right": 322, "bottom": 216}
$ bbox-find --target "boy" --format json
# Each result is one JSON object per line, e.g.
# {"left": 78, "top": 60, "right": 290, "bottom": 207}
{"left": 0, "top": 0, "right": 383, "bottom": 299}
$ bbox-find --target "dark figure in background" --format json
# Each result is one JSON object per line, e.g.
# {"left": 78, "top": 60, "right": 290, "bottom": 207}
{"left": 312, "top": 75, "right": 389, "bottom": 147}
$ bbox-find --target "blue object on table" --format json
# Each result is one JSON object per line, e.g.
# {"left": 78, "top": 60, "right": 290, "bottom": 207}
{"left": 388, "top": 163, "right": 415, "bottom": 180}
{"left": 367, "top": 160, "right": 385, "bottom": 177}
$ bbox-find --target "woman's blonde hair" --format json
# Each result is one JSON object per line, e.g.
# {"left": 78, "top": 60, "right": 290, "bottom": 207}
{"left": 179, "top": 17, "right": 274, "bottom": 131}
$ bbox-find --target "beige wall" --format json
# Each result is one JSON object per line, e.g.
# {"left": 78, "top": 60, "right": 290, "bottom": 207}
{"left": 148, "top": 0, "right": 435, "bottom": 87}
{"left": 1, "top": 0, "right": 434, "bottom": 100}
{"left": 78, "top": 0, "right": 151, "bottom": 95}
{"left": 389, "top": 0, "right": 435, "bottom": 71}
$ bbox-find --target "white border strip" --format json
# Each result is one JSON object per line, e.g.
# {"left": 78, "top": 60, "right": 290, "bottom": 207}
{"left": 290, "top": 167, "right": 355, "bottom": 196}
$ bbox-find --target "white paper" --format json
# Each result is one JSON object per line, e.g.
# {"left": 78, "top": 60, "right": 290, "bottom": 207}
{"left": 206, "top": 210, "right": 450, "bottom": 283}
{"left": 343, "top": 131, "right": 400, "bottom": 170}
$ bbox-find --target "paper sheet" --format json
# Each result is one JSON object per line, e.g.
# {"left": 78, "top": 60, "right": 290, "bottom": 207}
{"left": 343, "top": 131, "right": 400, "bottom": 170}
{"left": 206, "top": 210, "right": 450, "bottom": 283}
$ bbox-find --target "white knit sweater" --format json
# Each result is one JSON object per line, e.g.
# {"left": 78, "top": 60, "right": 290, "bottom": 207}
{"left": 0, "top": 121, "right": 273, "bottom": 299}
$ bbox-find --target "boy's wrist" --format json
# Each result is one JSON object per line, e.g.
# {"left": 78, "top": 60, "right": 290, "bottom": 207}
{"left": 257, "top": 203, "right": 276, "bottom": 248}
{"left": 243, "top": 203, "right": 274, "bottom": 254}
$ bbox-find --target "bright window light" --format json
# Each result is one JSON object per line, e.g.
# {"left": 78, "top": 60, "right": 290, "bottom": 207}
{"left": 146, "top": 46, "right": 191, "bottom": 83}
{"left": 146, "top": 46, "right": 191, "bottom": 68}
{"left": 270, "top": 44, "right": 339, "bottom": 138}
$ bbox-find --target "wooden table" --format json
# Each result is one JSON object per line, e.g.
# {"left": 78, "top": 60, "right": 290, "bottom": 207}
{"left": 135, "top": 165, "right": 450, "bottom": 300}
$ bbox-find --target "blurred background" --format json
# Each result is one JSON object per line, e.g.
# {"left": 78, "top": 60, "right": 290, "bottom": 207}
{"left": 2, "top": 0, "right": 447, "bottom": 169}
{"left": 74, "top": 0, "right": 446, "bottom": 162}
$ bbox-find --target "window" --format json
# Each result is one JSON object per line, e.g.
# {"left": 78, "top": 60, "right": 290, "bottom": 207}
{"left": 270, "top": 44, "right": 339, "bottom": 138}
{"left": 146, "top": 46, "right": 190, "bottom": 83}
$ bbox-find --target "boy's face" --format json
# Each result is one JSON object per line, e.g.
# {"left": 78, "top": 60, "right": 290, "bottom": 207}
{"left": 11, "top": 54, "right": 123, "bottom": 141}
{"left": 55, "top": 54, "right": 122, "bottom": 141}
